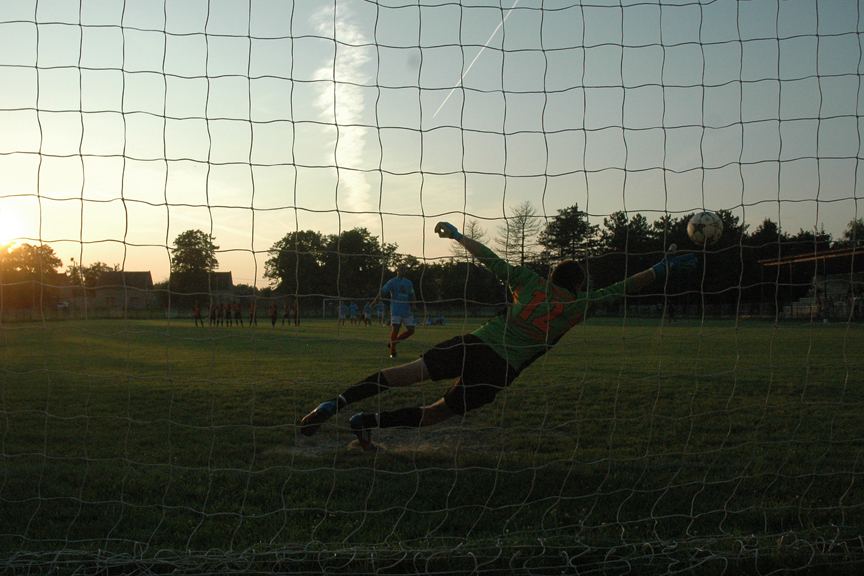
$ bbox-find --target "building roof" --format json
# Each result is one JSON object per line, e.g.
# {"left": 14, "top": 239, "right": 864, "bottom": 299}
{"left": 167, "top": 271, "right": 234, "bottom": 292}
{"left": 96, "top": 271, "right": 154, "bottom": 291}
{"left": 759, "top": 246, "right": 860, "bottom": 267}
{"left": 759, "top": 247, "right": 862, "bottom": 278}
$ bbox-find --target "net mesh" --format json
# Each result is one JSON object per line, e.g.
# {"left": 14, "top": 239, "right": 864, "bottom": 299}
{"left": 1, "top": 0, "right": 862, "bottom": 573}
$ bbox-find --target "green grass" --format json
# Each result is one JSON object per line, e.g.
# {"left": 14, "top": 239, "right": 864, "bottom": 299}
{"left": 1, "top": 317, "right": 863, "bottom": 574}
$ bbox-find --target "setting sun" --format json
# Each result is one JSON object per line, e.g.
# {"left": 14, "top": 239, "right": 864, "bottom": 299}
{"left": 0, "top": 208, "right": 22, "bottom": 246}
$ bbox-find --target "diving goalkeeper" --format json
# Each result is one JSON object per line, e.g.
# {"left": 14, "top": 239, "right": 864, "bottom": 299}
{"left": 300, "top": 222, "right": 697, "bottom": 451}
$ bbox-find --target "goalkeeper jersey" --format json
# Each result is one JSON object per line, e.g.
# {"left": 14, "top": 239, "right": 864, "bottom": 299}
{"left": 471, "top": 245, "right": 634, "bottom": 373}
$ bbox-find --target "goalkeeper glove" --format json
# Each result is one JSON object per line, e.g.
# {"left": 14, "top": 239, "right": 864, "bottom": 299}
{"left": 651, "top": 252, "right": 698, "bottom": 280}
{"left": 434, "top": 222, "right": 463, "bottom": 241}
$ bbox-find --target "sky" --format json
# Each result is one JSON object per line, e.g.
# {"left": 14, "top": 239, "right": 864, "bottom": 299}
{"left": 0, "top": 0, "right": 862, "bottom": 286}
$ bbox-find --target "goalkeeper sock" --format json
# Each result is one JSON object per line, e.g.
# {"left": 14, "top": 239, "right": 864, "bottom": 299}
{"left": 363, "top": 407, "right": 422, "bottom": 429}
{"left": 340, "top": 372, "right": 391, "bottom": 405}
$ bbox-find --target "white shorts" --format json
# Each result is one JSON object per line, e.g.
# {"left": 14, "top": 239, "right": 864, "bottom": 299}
{"left": 390, "top": 315, "right": 415, "bottom": 327}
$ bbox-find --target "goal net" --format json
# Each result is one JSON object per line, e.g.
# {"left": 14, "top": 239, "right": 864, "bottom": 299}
{"left": 1, "top": 0, "right": 862, "bottom": 573}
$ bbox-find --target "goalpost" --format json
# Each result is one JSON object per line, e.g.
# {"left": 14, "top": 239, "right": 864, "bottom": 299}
{"left": 1, "top": 0, "right": 862, "bottom": 573}
{"left": 322, "top": 298, "right": 341, "bottom": 319}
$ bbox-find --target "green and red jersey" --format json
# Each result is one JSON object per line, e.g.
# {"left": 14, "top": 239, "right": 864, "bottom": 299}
{"left": 471, "top": 245, "right": 634, "bottom": 372}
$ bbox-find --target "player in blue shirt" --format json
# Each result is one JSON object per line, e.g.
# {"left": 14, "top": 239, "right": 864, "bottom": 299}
{"left": 375, "top": 302, "right": 385, "bottom": 325}
{"left": 338, "top": 302, "right": 348, "bottom": 325}
{"left": 363, "top": 302, "right": 373, "bottom": 326}
{"left": 372, "top": 264, "right": 416, "bottom": 358}
{"left": 349, "top": 302, "right": 359, "bottom": 325}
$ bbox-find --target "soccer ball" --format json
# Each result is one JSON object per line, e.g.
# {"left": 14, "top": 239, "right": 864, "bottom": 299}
{"left": 687, "top": 212, "right": 723, "bottom": 246}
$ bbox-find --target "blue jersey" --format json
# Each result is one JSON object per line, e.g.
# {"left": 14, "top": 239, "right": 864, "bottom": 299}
{"left": 381, "top": 276, "right": 415, "bottom": 317}
{"left": 364, "top": 304, "right": 372, "bottom": 316}
{"left": 349, "top": 304, "right": 358, "bottom": 316}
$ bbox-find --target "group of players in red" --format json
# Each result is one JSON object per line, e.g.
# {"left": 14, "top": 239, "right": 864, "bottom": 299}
{"left": 192, "top": 300, "right": 300, "bottom": 328}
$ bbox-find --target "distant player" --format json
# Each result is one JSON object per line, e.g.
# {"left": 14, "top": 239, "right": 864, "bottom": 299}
{"left": 363, "top": 302, "right": 373, "bottom": 326}
{"left": 269, "top": 301, "right": 278, "bottom": 327}
{"left": 375, "top": 302, "right": 385, "bottom": 325}
{"left": 300, "top": 222, "right": 698, "bottom": 451}
{"left": 292, "top": 299, "right": 300, "bottom": 326}
{"left": 208, "top": 302, "right": 217, "bottom": 327}
{"left": 373, "top": 264, "right": 416, "bottom": 358}
{"left": 249, "top": 301, "right": 258, "bottom": 326}
{"left": 193, "top": 300, "right": 204, "bottom": 327}
{"left": 282, "top": 302, "right": 291, "bottom": 326}
{"left": 234, "top": 302, "right": 244, "bottom": 327}
{"left": 666, "top": 302, "right": 677, "bottom": 324}
{"left": 349, "top": 302, "right": 359, "bottom": 325}
{"left": 338, "top": 302, "right": 348, "bottom": 326}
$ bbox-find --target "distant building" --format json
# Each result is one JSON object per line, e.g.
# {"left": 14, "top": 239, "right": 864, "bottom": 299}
{"left": 94, "top": 271, "right": 157, "bottom": 310}
{"left": 166, "top": 271, "right": 235, "bottom": 305}
{"left": 761, "top": 247, "right": 863, "bottom": 320}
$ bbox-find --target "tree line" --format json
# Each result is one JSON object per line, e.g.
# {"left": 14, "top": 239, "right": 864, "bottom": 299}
{"left": 1, "top": 207, "right": 861, "bottom": 312}
{"left": 250, "top": 205, "right": 864, "bottom": 312}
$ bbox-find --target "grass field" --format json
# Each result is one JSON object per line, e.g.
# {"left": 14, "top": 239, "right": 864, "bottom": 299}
{"left": 1, "top": 316, "right": 862, "bottom": 574}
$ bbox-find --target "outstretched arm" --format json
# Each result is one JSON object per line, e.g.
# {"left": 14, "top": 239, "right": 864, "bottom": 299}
{"left": 622, "top": 246, "right": 700, "bottom": 293}
{"left": 630, "top": 269, "right": 656, "bottom": 292}
{"left": 435, "top": 221, "right": 697, "bottom": 293}
{"left": 434, "top": 222, "right": 489, "bottom": 259}
{"left": 624, "top": 251, "right": 698, "bottom": 293}
{"left": 456, "top": 235, "right": 487, "bottom": 259}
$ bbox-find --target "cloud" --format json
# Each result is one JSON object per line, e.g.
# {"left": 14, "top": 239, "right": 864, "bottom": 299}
{"left": 311, "top": 1, "right": 375, "bottom": 217}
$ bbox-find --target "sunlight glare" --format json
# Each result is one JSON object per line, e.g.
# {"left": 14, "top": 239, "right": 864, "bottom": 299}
{"left": 0, "top": 208, "right": 22, "bottom": 246}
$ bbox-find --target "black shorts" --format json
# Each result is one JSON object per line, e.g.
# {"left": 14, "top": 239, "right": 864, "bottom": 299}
{"left": 421, "top": 334, "right": 517, "bottom": 415}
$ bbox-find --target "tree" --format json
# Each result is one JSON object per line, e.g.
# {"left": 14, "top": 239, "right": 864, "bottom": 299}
{"left": 538, "top": 204, "right": 598, "bottom": 260}
{"left": 414, "top": 258, "right": 503, "bottom": 308}
{"left": 496, "top": 201, "right": 541, "bottom": 266}
{"left": 267, "top": 228, "right": 396, "bottom": 301}
{"left": 233, "top": 283, "right": 258, "bottom": 298}
{"left": 838, "top": 217, "right": 864, "bottom": 248}
{"left": 741, "top": 218, "right": 788, "bottom": 311}
{"left": 67, "top": 259, "right": 118, "bottom": 287}
{"left": 393, "top": 253, "right": 422, "bottom": 274}
{"left": 746, "top": 218, "right": 783, "bottom": 250}
{"left": 590, "top": 211, "right": 658, "bottom": 288}
{"left": 1, "top": 243, "right": 63, "bottom": 276}
{"left": 599, "top": 211, "right": 656, "bottom": 256}
{"left": 264, "top": 230, "right": 327, "bottom": 296}
{"left": 0, "top": 243, "right": 64, "bottom": 309}
{"left": 170, "top": 230, "right": 219, "bottom": 275}
{"left": 450, "top": 219, "right": 488, "bottom": 263}
{"left": 321, "top": 228, "right": 397, "bottom": 298}
{"left": 651, "top": 214, "right": 691, "bottom": 251}
{"left": 785, "top": 226, "right": 832, "bottom": 257}
{"left": 169, "top": 230, "right": 219, "bottom": 298}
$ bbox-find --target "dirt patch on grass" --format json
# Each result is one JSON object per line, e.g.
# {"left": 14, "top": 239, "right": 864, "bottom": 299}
{"left": 267, "top": 421, "right": 516, "bottom": 459}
